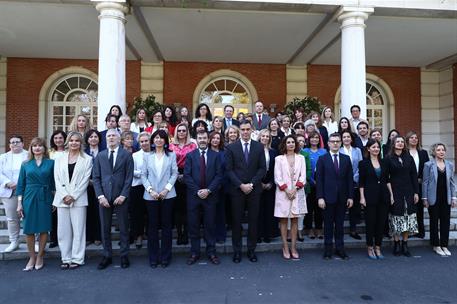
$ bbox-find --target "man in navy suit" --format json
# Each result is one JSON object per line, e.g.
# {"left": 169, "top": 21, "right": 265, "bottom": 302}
{"left": 225, "top": 120, "right": 266, "bottom": 263}
{"left": 184, "top": 131, "right": 223, "bottom": 265}
{"left": 222, "top": 105, "right": 240, "bottom": 132}
{"left": 252, "top": 101, "right": 270, "bottom": 131}
{"left": 93, "top": 128, "right": 134, "bottom": 269}
{"left": 316, "top": 132, "right": 354, "bottom": 260}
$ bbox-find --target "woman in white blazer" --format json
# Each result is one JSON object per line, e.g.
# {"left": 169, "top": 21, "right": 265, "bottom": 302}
{"left": 141, "top": 130, "right": 178, "bottom": 268}
{"left": 422, "top": 143, "right": 456, "bottom": 256}
{"left": 274, "top": 135, "right": 307, "bottom": 260}
{"left": 53, "top": 132, "right": 92, "bottom": 269}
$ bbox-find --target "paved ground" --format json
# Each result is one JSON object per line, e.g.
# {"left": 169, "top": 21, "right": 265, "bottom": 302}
{"left": 1, "top": 246, "right": 456, "bottom": 304}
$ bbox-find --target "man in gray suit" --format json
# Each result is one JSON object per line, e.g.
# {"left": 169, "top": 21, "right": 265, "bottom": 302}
{"left": 252, "top": 101, "right": 270, "bottom": 131}
{"left": 93, "top": 128, "right": 134, "bottom": 269}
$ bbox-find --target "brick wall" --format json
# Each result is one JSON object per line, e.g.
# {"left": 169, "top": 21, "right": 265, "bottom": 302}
{"left": 308, "top": 64, "right": 421, "bottom": 136}
{"left": 454, "top": 64, "right": 457, "bottom": 160}
{"left": 6, "top": 58, "right": 140, "bottom": 146}
{"left": 163, "top": 61, "right": 286, "bottom": 111}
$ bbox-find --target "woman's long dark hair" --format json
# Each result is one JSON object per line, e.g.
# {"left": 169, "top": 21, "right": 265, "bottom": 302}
{"left": 151, "top": 129, "right": 171, "bottom": 155}
{"left": 50, "top": 130, "right": 67, "bottom": 150}
{"left": 194, "top": 103, "right": 212, "bottom": 121}
{"left": 84, "top": 129, "right": 102, "bottom": 150}
{"left": 364, "top": 138, "right": 381, "bottom": 160}
{"left": 163, "top": 105, "right": 177, "bottom": 126}
{"left": 108, "top": 105, "right": 123, "bottom": 117}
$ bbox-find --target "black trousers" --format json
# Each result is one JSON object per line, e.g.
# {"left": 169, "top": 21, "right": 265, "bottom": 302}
{"left": 257, "top": 187, "right": 278, "bottom": 240}
{"left": 215, "top": 190, "right": 227, "bottom": 242}
{"left": 416, "top": 186, "right": 425, "bottom": 236}
{"left": 50, "top": 208, "right": 58, "bottom": 243}
{"left": 147, "top": 198, "right": 174, "bottom": 264}
{"left": 86, "top": 184, "right": 101, "bottom": 242}
{"left": 99, "top": 201, "right": 129, "bottom": 257}
{"left": 187, "top": 195, "right": 217, "bottom": 256}
{"left": 231, "top": 187, "right": 261, "bottom": 253}
{"left": 323, "top": 202, "right": 346, "bottom": 250}
{"left": 349, "top": 187, "right": 361, "bottom": 232}
{"left": 304, "top": 186, "right": 323, "bottom": 230}
{"left": 129, "top": 185, "right": 147, "bottom": 239}
{"left": 428, "top": 199, "right": 451, "bottom": 247}
{"left": 174, "top": 177, "right": 188, "bottom": 237}
{"left": 365, "top": 203, "right": 389, "bottom": 247}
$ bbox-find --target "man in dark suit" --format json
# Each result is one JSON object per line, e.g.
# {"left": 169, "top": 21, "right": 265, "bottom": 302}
{"left": 99, "top": 114, "right": 119, "bottom": 151}
{"left": 184, "top": 131, "right": 223, "bottom": 265}
{"left": 316, "top": 132, "right": 354, "bottom": 260}
{"left": 252, "top": 101, "right": 270, "bottom": 131}
{"left": 93, "top": 128, "right": 134, "bottom": 269}
{"left": 225, "top": 120, "right": 266, "bottom": 263}
{"left": 354, "top": 121, "right": 370, "bottom": 151}
{"left": 222, "top": 105, "right": 240, "bottom": 132}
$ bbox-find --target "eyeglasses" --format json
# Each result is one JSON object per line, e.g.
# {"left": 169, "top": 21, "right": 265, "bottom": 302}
{"left": 329, "top": 140, "right": 341, "bottom": 144}
{"left": 177, "top": 129, "right": 187, "bottom": 133}
{"left": 9, "top": 141, "right": 22, "bottom": 145}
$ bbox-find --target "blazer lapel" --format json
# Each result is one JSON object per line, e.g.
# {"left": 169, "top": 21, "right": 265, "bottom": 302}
{"left": 61, "top": 154, "right": 70, "bottom": 186}
{"left": 432, "top": 160, "right": 438, "bottom": 183}
{"left": 158, "top": 154, "right": 168, "bottom": 181}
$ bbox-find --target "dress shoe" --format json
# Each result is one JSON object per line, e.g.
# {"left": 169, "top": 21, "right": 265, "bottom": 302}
{"left": 247, "top": 251, "right": 258, "bottom": 263}
{"left": 393, "top": 240, "right": 401, "bottom": 256}
{"left": 208, "top": 255, "right": 220, "bottom": 265}
{"left": 34, "top": 256, "right": 44, "bottom": 270}
{"left": 308, "top": 230, "right": 316, "bottom": 240}
{"left": 433, "top": 246, "right": 446, "bottom": 256}
{"left": 232, "top": 252, "right": 241, "bottom": 263}
{"left": 23, "top": 259, "right": 35, "bottom": 272}
{"left": 121, "top": 256, "right": 130, "bottom": 268}
{"left": 401, "top": 241, "right": 411, "bottom": 257}
{"left": 135, "top": 238, "right": 143, "bottom": 249}
{"left": 335, "top": 249, "right": 349, "bottom": 260}
{"left": 375, "top": 247, "right": 385, "bottom": 260}
{"left": 150, "top": 263, "right": 158, "bottom": 268}
{"left": 161, "top": 261, "right": 169, "bottom": 268}
{"left": 323, "top": 249, "right": 332, "bottom": 260}
{"left": 3, "top": 241, "right": 19, "bottom": 253}
{"left": 367, "top": 247, "right": 377, "bottom": 260}
{"left": 349, "top": 232, "right": 362, "bottom": 240}
{"left": 94, "top": 240, "right": 102, "bottom": 246}
{"left": 97, "top": 257, "right": 112, "bottom": 270}
{"left": 176, "top": 235, "right": 183, "bottom": 245}
{"left": 282, "top": 247, "right": 291, "bottom": 260}
{"left": 186, "top": 255, "right": 200, "bottom": 265}
{"left": 291, "top": 251, "right": 300, "bottom": 260}
{"left": 442, "top": 247, "right": 452, "bottom": 256}
{"left": 49, "top": 241, "right": 58, "bottom": 249}
{"left": 69, "top": 263, "right": 81, "bottom": 270}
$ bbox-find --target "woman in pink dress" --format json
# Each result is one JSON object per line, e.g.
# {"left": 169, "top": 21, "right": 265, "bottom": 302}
{"left": 274, "top": 135, "right": 307, "bottom": 260}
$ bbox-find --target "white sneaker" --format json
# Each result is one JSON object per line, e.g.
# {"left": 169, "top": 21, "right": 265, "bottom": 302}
{"left": 441, "top": 247, "right": 451, "bottom": 256}
{"left": 433, "top": 246, "right": 446, "bottom": 256}
{"left": 3, "top": 241, "right": 19, "bottom": 253}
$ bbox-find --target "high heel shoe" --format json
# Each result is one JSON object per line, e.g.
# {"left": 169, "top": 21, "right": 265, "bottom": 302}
{"left": 367, "top": 247, "right": 377, "bottom": 260}
{"left": 34, "top": 257, "right": 44, "bottom": 270}
{"left": 291, "top": 250, "right": 300, "bottom": 260}
{"left": 282, "top": 247, "right": 291, "bottom": 260}
{"left": 23, "top": 259, "right": 35, "bottom": 272}
{"left": 375, "top": 246, "right": 385, "bottom": 259}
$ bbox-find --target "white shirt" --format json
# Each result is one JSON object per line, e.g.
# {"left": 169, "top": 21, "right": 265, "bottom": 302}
{"left": 199, "top": 148, "right": 208, "bottom": 164}
{"left": 241, "top": 139, "right": 252, "bottom": 154}
{"left": 410, "top": 150, "right": 420, "bottom": 173}
{"left": 280, "top": 127, "right": 293, "bottom": 136}
{"left": 225, "top": 118, "right": 232, "bottom": 127}
{"left": 323, "top": 120, "right": 338, "bottom": 135}
{"left": 132, "top": 149, "right": 149, "bottom": 186}
{"left": 343, "top": 146, "right": 353, "bottom": 162}
{"left": 108, "top": 146, "right": 120, "bottom": 168}
{"left": 154, "top": 153, "right": 164, "bottom": 179}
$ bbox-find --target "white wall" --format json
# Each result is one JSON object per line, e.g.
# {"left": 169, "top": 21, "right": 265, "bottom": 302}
{"left": 0, "top": 57, "right": 6, "bottom": 153}
{"left": 421, "top": 66, "right": 455, "bottom": 162}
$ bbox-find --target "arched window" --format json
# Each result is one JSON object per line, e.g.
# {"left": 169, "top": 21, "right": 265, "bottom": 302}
{"left": 193, "top": 70, "right": 258, "bottom": 118}
{"left": 334, "top": 75, "right": 395, "bottom": 139}
{"left": 48, "top": 74, "right": 98, "bottom": 137}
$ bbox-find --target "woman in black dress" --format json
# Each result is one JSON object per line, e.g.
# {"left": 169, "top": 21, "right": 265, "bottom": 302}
{"left": 385, "top": 136, "right": 419, "bottom": 257}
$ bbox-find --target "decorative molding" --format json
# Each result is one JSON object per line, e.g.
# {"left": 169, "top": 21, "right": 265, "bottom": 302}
{"left": 140, "top": 61, "right": 163, "bottom": 103}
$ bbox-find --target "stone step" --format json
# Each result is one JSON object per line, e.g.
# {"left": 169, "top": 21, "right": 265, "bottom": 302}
{"left": 1, "top": 231, "right": 456, "bottom": 261}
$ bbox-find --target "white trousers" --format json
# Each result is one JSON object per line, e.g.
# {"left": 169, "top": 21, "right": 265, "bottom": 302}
{"left": 57, "top": 207, "right": 87, "bottom": 265}
{"left": 1, "top": 196, "right": 20, "bottom": 242}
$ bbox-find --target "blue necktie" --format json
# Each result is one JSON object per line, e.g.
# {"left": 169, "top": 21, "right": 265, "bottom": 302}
{"left": 333, "top": 154, "right": 339, "bottom": 174}
{"left": 244, "top": 142, "right": 249, "bottom": 164}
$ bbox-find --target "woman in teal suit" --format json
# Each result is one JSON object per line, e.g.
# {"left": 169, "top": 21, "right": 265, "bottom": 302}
{"left": 16, "top": 137, "right": 55, "bottom": 271}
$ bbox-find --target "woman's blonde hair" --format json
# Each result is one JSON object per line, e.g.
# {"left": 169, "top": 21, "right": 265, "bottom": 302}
{"left": 28, "top": 137, "right": 49, "bottom": 160}
{"left": 224, "top": 125, "right": 240, "bottom": 143}
{"left": 172, "top": 122, "right": 192, "bottom": 145}
{"left": 64, "top": 131, "right": 85, "bottom": 156}
{"left": 68, "top": 114, "right": 91, "bottom": 134}
{"left": 258, "top": 129, "right": 272, "bottom": 149}
{"left": 321, "top": 106, "right": 335, "bottom": 122}
{"left": 430, "top": 142, "right": 446, "bottom": 158}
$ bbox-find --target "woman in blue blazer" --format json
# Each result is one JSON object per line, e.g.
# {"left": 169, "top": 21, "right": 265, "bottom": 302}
{"left": 142, "top": 130, "right": 178, "bottom": 268}
{"left": 422, "top": 143, "right": 456, "bottom": 256}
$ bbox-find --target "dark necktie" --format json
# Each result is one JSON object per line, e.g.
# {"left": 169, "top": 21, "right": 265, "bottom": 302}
{"left": 109, "top": 150, "right": 115, "bottom": 169}
{"left": 244, "top": 142, "right": 249, "bottom": 164}
{"left": 333, "top": 154, "right": 339, "bottom": 174}
{"left": 258, "top": 115, "right": 262, "bottom": 129}
{"left": 200, "top": 150, "right": 206, "bottom": 189}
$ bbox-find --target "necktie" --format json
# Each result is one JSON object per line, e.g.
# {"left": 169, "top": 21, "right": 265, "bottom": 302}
{"left": 244, "top": 142, "right": 249, "bottom": 164}
{"left": 333, "top": 154, "right": 339, "bottom": 174}
{"left": 109, "top": 150, "right": 114, "bottom": 169}
{"left": 200, "top": 150, "right": 206, "bottom": 189}
{"left": 258, "top": 115, "right": 262, "bottom": 129}
{"left": 227, "top": 119, "right": 231, "bottom": 127}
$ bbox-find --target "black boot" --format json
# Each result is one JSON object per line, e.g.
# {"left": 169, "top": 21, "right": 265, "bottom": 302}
{"left": 402, "top": 240, "right": 411, "bottom": 257}
{"left": 393, "top": 240, "right": 401, "bottom": 256}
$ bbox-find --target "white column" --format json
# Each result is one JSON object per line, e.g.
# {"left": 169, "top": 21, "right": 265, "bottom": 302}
{"left": 337, "top": 7, "right": 373, "bottom": 119}
{"left": 93, "top": 0, "right": 129, "bottom": 130}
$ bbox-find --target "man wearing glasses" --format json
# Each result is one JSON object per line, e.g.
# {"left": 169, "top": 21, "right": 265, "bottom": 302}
{"left": 316, "top": 133, "right": 354, "bottom": 260}
{"left": 0, "top": 135, "right": 28, "bottom": 253}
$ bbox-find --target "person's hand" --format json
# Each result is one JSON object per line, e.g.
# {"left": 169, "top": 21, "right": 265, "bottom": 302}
{"left": 261, "top": 183, "right": 268, "bottom": 190}
{"left": 17, "top": 203, "right": 24, "bottom": 219}
{"left": 347, "top": 199, "right": 353, "bottom": 208}
{"left": 197, "top": 189, "right": 210, "bottom": 199}
{"left": 113, "top": 196, "right": 126, "bottom": 205}
{"left": 99, "top": 197, "right": 110, "bottom": 208}
{"left": 318, "top": 198, "right": 326, "bottom": 209}
{"left": 451, "top": 199, "right": 456, "bottom": 208}
{"left": 158, "top": 189, "right": 169, "bottom": 200}
{"left": 286, "top": 189, "right": 296, "bottom": 200}
{"left": 5, "top": 182, "right": 16, "bottom": 190}
{"left": 360, "top": 198, "right": 366, "bottom": 208}
{"left": 390, "top": 196, "right": 395, "bottom": 205}
{"left": 423, "top": 199, "right": 429, "bottom": 208}
{"left": 414, "top": 194, "right": 419, "bottom": 204}
{"left": 63, "top": 195, "right": 74, "bottom": 205}
{"left": 240, "top": 183, "right": 253, "bottom": 195}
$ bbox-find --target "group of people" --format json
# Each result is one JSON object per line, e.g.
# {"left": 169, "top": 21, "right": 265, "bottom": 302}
{"left": 0, "top": 101, "right": 455, "bottom": 272}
